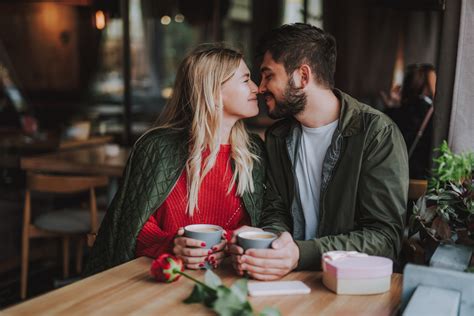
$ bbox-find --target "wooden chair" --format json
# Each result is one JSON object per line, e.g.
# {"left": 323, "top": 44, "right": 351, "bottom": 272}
{"left": 21, "top": 172, "right": 108, "bottom": 299}
{"left": 408, "top": 179, "right": 428, "bottom": 201}
{"left": 87, "top": 233, "right": 97, "bottom": 248}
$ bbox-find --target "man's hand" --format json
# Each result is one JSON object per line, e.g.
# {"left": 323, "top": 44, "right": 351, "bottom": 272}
{"left": 233, "top": 232, "right": 299, "bottom": 280}
{"left": 227, "top": 225, "right": 263, "bottom": 271}
{"left": 173, "top": 228, "right": 226, "bottom": 269}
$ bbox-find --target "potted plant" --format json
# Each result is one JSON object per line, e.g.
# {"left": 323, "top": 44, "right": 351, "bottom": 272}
{"left": 409, "top": 141, "right": 474, "bottom": 260}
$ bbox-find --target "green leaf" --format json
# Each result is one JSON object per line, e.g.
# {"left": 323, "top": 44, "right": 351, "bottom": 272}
{"left": 229, "top": 278, "right": 248, "bottom": 303}
{"left": 422, "top": 206, "right": 437, "bottom": 223}
{"left": 408, "top": 215, "right": 421, "bottom": 237}
{"left": 183, "top": 283, "right": 216, "bottom": 307}
{"left": 213, "top": 285, "right": 254, "bottom": 316}
{"left": 415, "top": 196, "right": 426, "bottom": 216}
{"left": 259, "top": 307, "right": 282, "bottom": 316}
{"left": 205, "top": 269, "right": 222, "bottom": 290}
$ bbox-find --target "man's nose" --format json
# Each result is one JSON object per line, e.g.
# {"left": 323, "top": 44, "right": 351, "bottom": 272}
{"left": 258, "top": 80, "right": 266, "bottom": 94}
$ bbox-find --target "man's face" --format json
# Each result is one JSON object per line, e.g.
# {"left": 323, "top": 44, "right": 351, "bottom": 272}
{"left": 259, "top": 52, "right": 306, "bottom": 119}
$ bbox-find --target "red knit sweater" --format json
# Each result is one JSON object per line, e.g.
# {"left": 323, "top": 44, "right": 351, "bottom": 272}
{"left": 135, "top": 145, "right": 250, "bottom": 258}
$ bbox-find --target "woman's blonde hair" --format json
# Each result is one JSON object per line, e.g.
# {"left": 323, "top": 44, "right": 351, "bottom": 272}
{"left": 154, "top": 44, "right": 259, "bottom": 216}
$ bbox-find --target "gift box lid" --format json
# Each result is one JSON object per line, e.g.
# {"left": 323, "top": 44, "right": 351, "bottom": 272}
{"left": 322, "top": 251, "right": 393, "bottom": 279}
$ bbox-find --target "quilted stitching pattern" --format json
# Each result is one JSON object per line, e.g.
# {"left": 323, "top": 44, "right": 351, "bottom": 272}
{"left": 84, "top": 131, "right": 265, "bottom": 277}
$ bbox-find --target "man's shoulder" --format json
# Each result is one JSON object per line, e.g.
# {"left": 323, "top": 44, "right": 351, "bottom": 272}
{"left": 265, "top": 118, "right": 297, "bottom": 140}
{"left": 341, "top": 91, "right": 397, "bottom": 136}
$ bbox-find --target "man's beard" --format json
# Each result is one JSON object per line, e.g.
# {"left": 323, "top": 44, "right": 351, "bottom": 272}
{"left": 267, "top": 78, "right": 307, "bottom": 119}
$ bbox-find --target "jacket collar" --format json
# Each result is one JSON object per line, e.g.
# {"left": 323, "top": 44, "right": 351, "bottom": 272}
{"left": 269, "top": 88, "right": 364, "bottom": 138}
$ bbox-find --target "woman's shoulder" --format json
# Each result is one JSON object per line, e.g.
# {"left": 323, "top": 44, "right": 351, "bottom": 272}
{"left": 134, "top": 128, "right": 187, "bottom": 151}
{"left": 248, "top": 133, "right": 265, "bottom": 154}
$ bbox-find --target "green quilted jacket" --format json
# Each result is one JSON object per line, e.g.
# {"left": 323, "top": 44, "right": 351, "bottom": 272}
{"left": 83, "top": 128, "right": 266, "bottom": 276}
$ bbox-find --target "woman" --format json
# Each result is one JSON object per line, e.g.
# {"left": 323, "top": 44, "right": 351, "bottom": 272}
{"left": 84, "top": 45, "right": 265, "bottom": 275}
{"left": 386, "top": 63, "right": 436, "bottom": 179}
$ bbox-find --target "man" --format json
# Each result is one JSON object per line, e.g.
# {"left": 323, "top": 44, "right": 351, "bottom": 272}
{"left": 230, "top": 23, "right": 408, "bottom": 280}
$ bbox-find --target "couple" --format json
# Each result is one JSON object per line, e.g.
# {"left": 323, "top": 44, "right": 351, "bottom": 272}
{"left": 84, "top": 24, "right": 408, "bottom": 280}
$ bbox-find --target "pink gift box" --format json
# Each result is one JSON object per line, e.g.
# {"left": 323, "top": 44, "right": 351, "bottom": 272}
{"left": 322, "top": 251, "right": 393, "bottom": 295}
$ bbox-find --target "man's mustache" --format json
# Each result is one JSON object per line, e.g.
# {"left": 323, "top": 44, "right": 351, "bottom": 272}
{"left": 260, "top": 92, "right": 273, "bottom": 98}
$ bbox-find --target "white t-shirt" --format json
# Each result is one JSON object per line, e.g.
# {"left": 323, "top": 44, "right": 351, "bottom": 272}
{"left": 295, "top": 120, "right": 338, "bottom": 240}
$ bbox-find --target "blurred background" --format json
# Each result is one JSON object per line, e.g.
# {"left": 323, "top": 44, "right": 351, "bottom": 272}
{"left": 1, "top": 0, "right": 465, "bottom": 308}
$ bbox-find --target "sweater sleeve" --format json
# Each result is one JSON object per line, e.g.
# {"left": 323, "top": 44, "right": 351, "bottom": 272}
{"left": 135, "top": 213, "right": 176, "bottom": 259}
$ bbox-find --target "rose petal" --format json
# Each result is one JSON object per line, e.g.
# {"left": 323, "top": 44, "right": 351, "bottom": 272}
{"left": 150, "top": 254, "right": 184, "bottom": 283}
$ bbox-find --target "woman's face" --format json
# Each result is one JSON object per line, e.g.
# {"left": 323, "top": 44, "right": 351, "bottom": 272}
{"left": 221, "top": 60, "right": 259, "bottom": 121}
{"left": 427, "top": 70, "right": 437, "bottom": 97}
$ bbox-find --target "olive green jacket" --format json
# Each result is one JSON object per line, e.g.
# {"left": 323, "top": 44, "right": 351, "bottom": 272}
{"left": 260, "top": 89, "right": 408, "bottom": 270}
{"left": 84, "top": 129, "right": 265, "bottom": 276}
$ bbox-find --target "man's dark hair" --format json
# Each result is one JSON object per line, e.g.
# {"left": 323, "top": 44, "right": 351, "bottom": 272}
{"left": 256, "top": 23, "right": 337, "bottom": 89}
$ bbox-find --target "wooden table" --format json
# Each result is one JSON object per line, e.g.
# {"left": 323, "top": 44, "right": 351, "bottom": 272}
{"left": 3, "top": 257, "right": 402, "bottom": 315}
{"left": 58, "top": 136, "right": 114, "bottom": 150}
{"left": 20, "top": 144, "right": 130, "bottom": 177}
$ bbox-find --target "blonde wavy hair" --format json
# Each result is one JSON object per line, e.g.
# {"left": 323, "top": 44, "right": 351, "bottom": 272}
{"left": 154, "top": 44, "right": 259, "bottom": 216}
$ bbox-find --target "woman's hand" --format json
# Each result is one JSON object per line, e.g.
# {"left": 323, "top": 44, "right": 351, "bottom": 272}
{"left": 173, "top": 228, "right": 227, "bottom": 269}
{"left": 208, "top": 238, "right": 226, "bottom": 268}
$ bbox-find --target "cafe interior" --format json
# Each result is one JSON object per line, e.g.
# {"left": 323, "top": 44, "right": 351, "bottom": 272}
{"left": 1, "top": 0, "right": 473, "bottom": 314}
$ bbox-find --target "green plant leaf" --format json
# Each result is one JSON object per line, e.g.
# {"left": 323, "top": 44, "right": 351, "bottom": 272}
{"left": 415, "top": 196, "right": 426, "bottom": 216}
{"left": 408, "top": 214, "right": 421, "bottom": 237}
{"left": 229, "top": 278, "right": 248, "bottom": 303}
{"left": 259, "top": 307, "right": 282, "bottom": 316}
{"left": 205, "top": 269, "right": 223, "bottom": 289}
{"left": 180, "top": 268, "right": 281, "bottom": 315}
{"left": 213, "top": 285, "right": 254, "bottom": 316}
{"left": 423, "top": 206, "right": 437, "bottom": 223}
{"left": 183, "top": 283, "right": 216, "bottom": 307}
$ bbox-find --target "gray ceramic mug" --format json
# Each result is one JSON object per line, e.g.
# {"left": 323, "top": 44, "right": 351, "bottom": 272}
{"left": 237, "top": 231, "right": 277, "bottom": 251}
{"left": 183, "top": 224, "right": 223, "bottom": 249}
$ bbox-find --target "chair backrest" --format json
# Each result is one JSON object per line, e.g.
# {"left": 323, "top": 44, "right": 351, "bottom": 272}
{"left": 26, "top": 173, "right": 108, "bottom": 193}
{"left": 87, "top": 233, "right": 97, "bottom": 248}
{"left": 408, "top": 179, "right": 428, "bottom": 201}
{"left": 24, "top": 172, "right": 109, "bottom": 234}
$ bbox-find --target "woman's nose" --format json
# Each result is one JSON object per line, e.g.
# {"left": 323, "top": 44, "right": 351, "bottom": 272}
{"left": 250, "top": 80, "right": 258, "bottom": 93}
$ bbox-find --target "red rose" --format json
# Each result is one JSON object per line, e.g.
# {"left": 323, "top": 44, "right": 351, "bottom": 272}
{"left": 150, "top": 254, "right": 184, "bottom": 283}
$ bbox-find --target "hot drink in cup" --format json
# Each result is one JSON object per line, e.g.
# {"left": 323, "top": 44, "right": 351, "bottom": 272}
{"left": 237, "top": 231, "right": 277, "bottom": 251}
{"left": 183, "top": 224, "right": 223, "bottom": 249}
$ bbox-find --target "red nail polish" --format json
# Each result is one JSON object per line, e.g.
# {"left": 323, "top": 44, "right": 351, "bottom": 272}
{"left": 212, "top": 246, "right": 217, "bottom": 251}
{"left": 199, "top": 263, "right": 204, "bottom": 267}
{"left": 209, "top": 256, "right": 214, "bottom": 260}
{"left": 201, "top": 242, "right": 206, "bottom": 247}
{"left": 208, "top": 250, "right": 212, "bottom": 254}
